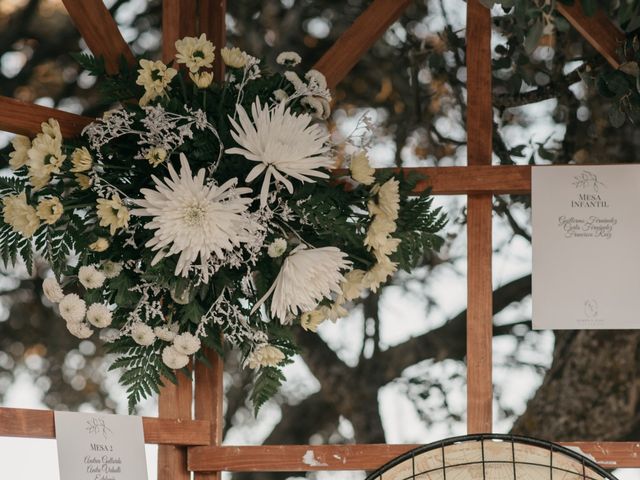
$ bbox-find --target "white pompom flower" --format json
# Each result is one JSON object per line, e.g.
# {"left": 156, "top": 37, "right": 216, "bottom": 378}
{"left": 86, "top": 303, "right": 113, "bottom": 328}
{"left": 42, "top": 277, "right": 64, "bottom": 303}
{"left": 101, "top": 261, "right": 123, "bottom": 279}
{"left": 67, "top": 321, "right": 93, "bottom": 339}
{"left": 267, "top": 238, "right": 287, "bottom": 258}
{"left": 130, "top": 322, "right": 155, "bottom": 346}
{"left": 162, "top": 345, "right": 189, "bottom": 369}
{"left": 253, "top": 245, "right": 351, "bottom": 323}
{"left": 59, "top": 294, "right": 86, "bottom": 323}
{"left": 245, "top": 344, "right": 285, "bottom": 369}
{"left": 172, "top": 332, "right": 201, "bottom": 355}
{"left": 78, "top": 265, "right": 106, "bottom": 290}
{"left": 276, "top": 51, "right": 302, "bottom": 66}
{"left": 154, "top": 325, "right": 178, "bottom": 342}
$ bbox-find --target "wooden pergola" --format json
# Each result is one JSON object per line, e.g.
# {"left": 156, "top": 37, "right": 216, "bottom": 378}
{"left": 0, "top": 0, "right": 637, "bottom": 477}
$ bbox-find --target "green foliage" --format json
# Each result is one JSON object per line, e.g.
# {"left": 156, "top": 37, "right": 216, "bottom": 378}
{"left": 250, "top": 367, "right": 287, "bottom": 415}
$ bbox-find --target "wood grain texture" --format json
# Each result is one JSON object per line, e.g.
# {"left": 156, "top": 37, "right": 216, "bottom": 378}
{"left": 0, "top": 96, "right": 92, "bottom": 137}
{"left": 557, "top": 2, "right": 624, "bottom": 69}
{"left": 61, "top": 0, "right": 135, "bottom": 74}
{"left": 194, "top": 348, "right": 224, "bottom": 480}
{"left": 162, "top": 0, "right": 198, "bottom": 63}
{"left": 0, "top": 407, "right": 209, "bottom": 445}
{"left": 158, "top": 371, "right": 194, "bottom": 480}
{"left": 199, "top": 0, "right": 227, "bottom": 81}
{"left": 465, "top": 0, "right": 493, "bottom": 434}
{"left": 313, "top": 0, "right": 412, "bottom": 89}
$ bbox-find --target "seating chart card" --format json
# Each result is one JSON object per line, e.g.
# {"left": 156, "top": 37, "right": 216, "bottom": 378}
{"left": 55, "top": 411, "right": 148, "bottom": 480}
{"left": 532, "top": 165, "right": 640, "bottom": 329}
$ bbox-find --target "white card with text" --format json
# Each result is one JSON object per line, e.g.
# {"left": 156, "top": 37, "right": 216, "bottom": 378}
{"left": 532, "top": 165, "right": 640, "bottom": 329}
{"left": 55, "top": 411, "right": 148, "bottom": 480}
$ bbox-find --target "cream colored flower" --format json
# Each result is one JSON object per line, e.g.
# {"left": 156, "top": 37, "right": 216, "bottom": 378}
{"left": 67, "top": 321, "right": 93, "bottom": 339}
{"left": 364, "top": 214, "right": 397, "bottom": 251}
{"left": 145, "top": 147, "right": 167, "bottom": 167}
{"left": 70, "top": 147, "right": 93, "bottom": 172}
{"left": 3, "top": 192, "right": 40, "bottom": 238}
{"left": 96, "top": 194, "right": 130, "bottom": 235}
{"left": 350, "top": 152, "right": 375, "bottom": 185}
{"left": 27, "top": 134, "right": 65, "bottom": 189}
{"left": 9, "top": 135, "right": 31, "bottom": 170}
{"left": 78, "top": 265, "right": 106, "bottom": 289}
{"left": 172, "top": 332, "right": 201, "bottom": 355}
{"left": 245, "top": 344, "right": 285, "bottom": 369}
{"left": 300, "top": 310, "right": 327, "bottom": 332}
{"left": 284, "top": 71, "right": 305, "bottom": 90}
{"left": 162, "top": 345, "right": 189, "bottom": 369}
{"left": 75, "top": 173, "right": 92, "bottom": 190}
{"left": 40, "top": 118, "right": 62, "bottom": 142}
{"left": 370, "top": 178, "right": 400, "bottom": 221}
{"left": 86, "top": 303, "right": 112, "bottom": 328}
{"left": 319, "top": 302, "right": 348, "bottom": 322}
{"left": 363, "top": 256, "right": 397, "bottom": 292}
{"left": 276, "top": 51, "right": 301, "bottom": 66}
{"left": 301, "top": 96, "right": 331, "bottom": 120}
{"left": 89, "top": 237, "right": 109, "bottom": 252}
{"left": 273, "top": 89, "right": 288, "bottom": 102}
{"left": 36, "top": 197, "right": 63, "bottom": 225}
{"left": 175, "top": 34, "right": 215, "bottom": 73}
{"left": 189, "top": 71, "right": 213, "bottom": 88}
{"left": 101, "top": 261, "right": 122, "bottom": 278}
{"left": 42, "top": 277, "right": 64, "bottom": 303}
{"left": 341, "top": 269, "right": 366, "bottom": 301}
{"left": 59, "top": 293, "right": 86, "bottom": 323}
{"left": 131, "top": 322, "right": 155, "bottom": 346}
{"left": 373, "top": 236, "right": 401, "bottom": 257}
{"left": 136, "top": 59, "right": 178, "bottom": 105}
{"left": 154, "top": 325, "right": 178, "bottom": 342}
{"left": 267, "top": 238, "right": 287, "bottom": 258}
{"left": 220, "top": 47, "right": 247, "bottom": 68}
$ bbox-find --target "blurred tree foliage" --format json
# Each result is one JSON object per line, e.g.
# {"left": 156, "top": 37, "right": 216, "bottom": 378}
{"left": 2, "top": 1, "right": 640, "bottom": 478}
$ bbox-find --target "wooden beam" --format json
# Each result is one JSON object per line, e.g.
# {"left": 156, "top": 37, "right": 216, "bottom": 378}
{"left": 0, "top": 407, "right": 209, "bottom": 445}
{"left": 162, "top": 0, "right": 198, "bottom": 63}
{"left": 313, "top": 0, "right": 412, "bottom": 89}
{"left": 465, "top": 0, "right": 493, "bottom": 434}
{"left": 189, "top": 442, "right": 640, "bottom": 472}
{"left": 0, "top": 96, "right": 92, "bottom": 137}
{"left": 557, "top": 2, "right": 624, "bottom": 69}
{"left": 199, "top": 0, "right": 227, "bottom": 80}
{"left": 158, "top": 371, "right": 193, "bottom": 480}
{"left": 61, "top": 0, "right": 135, "bottom": 75}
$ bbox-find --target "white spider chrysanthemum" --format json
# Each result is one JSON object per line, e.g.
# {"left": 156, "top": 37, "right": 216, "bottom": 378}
{"left": 227, "top": 99, "right": 333, "bottom": 208}
{"left": 253, "top": 245, "right": 351, "bottom": 323}
{"left": 132, "top": 153, "right": 255, "bottom": 279}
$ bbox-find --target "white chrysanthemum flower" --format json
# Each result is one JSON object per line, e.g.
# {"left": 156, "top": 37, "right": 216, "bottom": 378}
{"left": 131, "top": 322, "right": 155, "bottom": 346}
{"left": 59, "top": 294, "right": 86, "bottom": 323}
{"left": 301, "top": 96, "right": 331, "bottom": 120}
{"left": 145, "top": 147, "right": 167, "bottom": 167}
{"left": 305, "top": 69, "right": 328, "bottom": 89}
{"left": 245, "top": 344, "right": 285, "bottom": 369}
{"left": 319, "top": 301, "right": 348, "bottom": 322}
{"left": 36, "top": 197, "right": 63, "bottom": 225}
{"left": 86, "top": 303, "right": 113, "bottom": 328}
{"left": 9, "top": 135, "right": 30, "bottom": 170}
{"left": 42, "top": 277, "right": 64, "bottom": 303}
{"left": 154, "top": 325, "right": 178, "bottom": 342}
{"left": 78, "top": 265, "right": 106, "bottom": 290}
{"left": 172, "top": 332, "right": 201, "bottom": 355}
{"left": 341, "top": 269, "right": 366, "bottom": 302}
{"left": 71, "top": 147, "right": 92, "bottom": 172}
{"left": 276, "top": 51, "right": 302, "bottom": 66}
{"left": 132, "top": 153, "right": 255, "bottom": 279}
{"left": 284, "top": 71, "right": 305, "bottom": 90}
{"left": 96, "top": 194, "right": 130, "bottom": 236}
{"left": 300, "top": 309, "right": 327, "bottom": 332}
{"left": 67, "top": 321, "right": 93, "bottom": 339}
{"left": 227, "top": 99, "right": 333, "bottom": 208}
{"left": 364, "top": 214, "right": 397, "bottom": 251}
{"left": 363, "top": 256, "right": 397, "bottom": 293}
{"left": 267, "top": 238, "right": 287, "bottom": 258}
{"left": 370, "top": 178, "right": 400, "bottom": 221}
{"left": 254, "top": 245, "right": 351, "bottom": 323}
{"left": 101, "top": 261, "right": 122, "bottom": 279}
{"left": 100, "top": 328, "right": 121, "bottom": 343}
{"left": 220, "top": 47, "right": 248, "bottom": 68}
{"left": 89, "top": 237, "right": 109, "bottom": 252}
{"left": 273, "top": 89, "right": 288, "bottom": 102}
{"left": 175, "top": 34, "right": 215, "bottom": 73}
{"left": 162, "top": 345, "right": 189, "bottom": 369}
{"left": 350, "top": 152, "right": 375, "bottom": 185}
{"left": 136, "top": 59, "right": 178, "bottom": 105}
{"left": 189, "top": 71, "right": 213, "bottom": 88}
{"left": 3, "top": 192, "right": 40, "bottom": 238}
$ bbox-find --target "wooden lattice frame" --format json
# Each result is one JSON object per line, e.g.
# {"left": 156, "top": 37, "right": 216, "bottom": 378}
{"left": 0, "top": 0, "right": 637, "bottom": 477}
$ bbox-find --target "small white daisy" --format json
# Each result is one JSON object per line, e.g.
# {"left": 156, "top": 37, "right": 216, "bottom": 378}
{"left": 172, "top": 332, "right": 201, "bottom": 355}
{"left": 131, "top": 322, "right": 155, "bottom": 346}
{"left": 86, "top": 303, "right": 113, "bottom": 328}
{"left": 78, "top": 265, "right": 106, "bottom": 290}
{"left": 162, "top": 345, "right": 189, "bottom": 369}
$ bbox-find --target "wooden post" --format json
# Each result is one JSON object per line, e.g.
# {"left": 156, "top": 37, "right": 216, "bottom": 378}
{"left": 162, "top": 0, "right": 198, "bottom": 63}
{"left": 199, "top": 0, "right": 227, "bottom": 81}
{"left": 465, "top": 0, "right": 493, "bottom": 434}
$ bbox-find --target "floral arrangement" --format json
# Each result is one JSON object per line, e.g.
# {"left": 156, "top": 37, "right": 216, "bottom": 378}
{"left": 1, "top": 35, "right": 446, "bottom": 411}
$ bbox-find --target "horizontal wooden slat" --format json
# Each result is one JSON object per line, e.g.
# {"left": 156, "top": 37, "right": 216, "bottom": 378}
{"left": 557, "top": 2, "right": 624, "bottom": 69}
{"left": 62, "top": 0, "right": 136, "bottom": 74}
{"left": 188, "top": 442, "right": 640, "bottom": 472}
{"left": 0, "top": 407, "right": 210, "bottom": 446}
{"left": 313, "top": 0, "right": 412, "bottom": 88}
{"left": 335, "top": 165, "right": 532, "bottom": 195}
{"left": 0, "top": 96, "right": 93, "bottom": 137}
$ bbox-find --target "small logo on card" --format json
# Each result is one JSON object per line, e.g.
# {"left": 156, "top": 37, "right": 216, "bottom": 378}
{"left": 85, "top": 417, "right": 113, "bottom": 439}
{"left": 584, "top": 299, "right": 599, "bottom": 318}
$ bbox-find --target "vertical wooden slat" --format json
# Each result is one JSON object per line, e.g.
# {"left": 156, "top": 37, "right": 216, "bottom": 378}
{"left": 158, "top": 371, "right": 193, "bottom": 480}
{"left": 465, "top": 0, "right": 493, "bottom": 434}
{"left": 199, "top": 0, "right": 227, "bottom": 81}
{"left": 162, "top": 0, "right": 198, "bottom": 63}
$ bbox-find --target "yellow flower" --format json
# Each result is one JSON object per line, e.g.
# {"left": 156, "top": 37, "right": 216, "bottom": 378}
{"left": 341, "top": 269, "right": 366, "bottom": 301}
{"left": 71, "top": 147, "right": 93, "bottom": 172}
{"left": 36, "top": 197, "right": 63, "bottom": 225}
{"left": 96, "top": 194, "right": 130, "bottom": 235}
{"left": 363, "top": 256, "right": 397, "bottom": 293}
{"left": 350, "top": 152, "right": 375, "bottom": 185}
{"left": 371, "top": 178, "right": 400, "bottom": 221}
{"left": 27, "top": 131, "right": 65, "bottom": 190}
{"left": 9, "top": 135, "right": 31, "bottom": 170}
{"left": 189, "top": 71, "right": 213, "bottom": 88}
{"left": 300, "top": 310, "right": 327, "bottom": 332}
{"left": 145, "top": 147, "right": 167, "bottom": 167}
{"left": 3, "top": 192, "right": 40, "bottom": 238}
{"left": 175, "top": 34, "right": 215, "bottom": 73}
{"left": 89, "top": 237, "right": 109, "bottom": 252}
{"left": 75, "top": 173, "right": 92, "bottom": 190}
{"left": 136, "top": 59, "right": 177, "bottom": 105}
{"left": 364, "top": 214, "right": 396, "bottom": 251}
{"left": 220, "top": 47, "right": 247, "bottom": 68}
{"left": 245, "top": 344, "right": 285, "bottom": 369}
{"left": 40, "top": 118, "right": 62, "bottom": 143}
